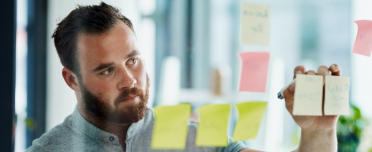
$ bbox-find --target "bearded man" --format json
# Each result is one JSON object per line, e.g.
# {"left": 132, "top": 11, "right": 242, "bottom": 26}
{"left": 27, "top": 2, "right": 341, "bottom": 152}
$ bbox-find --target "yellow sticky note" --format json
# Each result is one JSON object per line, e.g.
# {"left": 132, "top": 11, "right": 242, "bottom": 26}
{"left": 293, "top": 74, "right": 323, "bottom": 116}
{"left": 151, "top": 104, "right": 191, "bottom": 149}
{"left": 232, "top": 102, "right": 267, "bottom": 141}
{"left": 324, "top": 76, "right": 350, "bottom": 115}
{"left": 196, "top": 104, "right": 230, "bottom": 147}
{"left": 241, "top": 2, "right": 271, "bottom": 45}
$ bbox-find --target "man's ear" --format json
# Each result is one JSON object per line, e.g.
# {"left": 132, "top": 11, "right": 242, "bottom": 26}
{"left": 62, "top": 67, "right": 80, "bottom": 92}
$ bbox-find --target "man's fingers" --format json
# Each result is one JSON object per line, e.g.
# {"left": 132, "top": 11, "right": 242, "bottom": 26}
{"left": 317, "top": 65, "right": 330, "bottom": 85}
{"left": 306, "top": 70, "right": 316, "bottom": 75}
{"left": 317, "top": 66, "right": 329, "bottom": 115}
{"left": 293, "top": 66, "right": 305, "bottom": 79}
{"left": 317, "top": 66, "right": 329, "bottom": 76}
{"left": 329, "top": 64, "right": 341, "bottom": 76}
{"left": 283, "top": 83, "right": 295, "bottom": 97}
{"left": 283, "top": 83, "right": 295, "bottom": 113}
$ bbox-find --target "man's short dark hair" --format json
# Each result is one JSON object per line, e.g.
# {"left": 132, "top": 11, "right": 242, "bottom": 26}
{"left": 52, "top": 2, "right": 134, "bottom": 75}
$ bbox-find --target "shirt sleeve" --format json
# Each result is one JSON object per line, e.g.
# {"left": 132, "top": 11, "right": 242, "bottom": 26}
{"left": 25, "top": 144, "right": 42, "bottom": 152}
{"left": 187, "top": 120, "right": 249, "bottom": 152}
{"left": 217, "top": 138, "right": 249, "bottom": 152}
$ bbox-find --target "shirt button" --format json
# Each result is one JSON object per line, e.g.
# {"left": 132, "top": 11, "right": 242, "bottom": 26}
{"left": 109, "top": 136, "right": 114, "bottom": 141}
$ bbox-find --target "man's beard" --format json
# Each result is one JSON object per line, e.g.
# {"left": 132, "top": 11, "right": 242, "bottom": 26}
{"left": 79, "top": 75, "right": 149, "bottom": 124}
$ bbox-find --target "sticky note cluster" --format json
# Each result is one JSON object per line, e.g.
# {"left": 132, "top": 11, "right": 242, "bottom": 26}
{"left": 151, "top": 102, "right": 267, "bottom": 149}
{"left": 293, "top": 75, "right": 350, "bottom": 116}
{"left": 352, "top": 20, "right": 372, "bottom": 57}
{"left": 238, "top": 2, "right": 271, "bottom": 93}
{"left": 238, "top": 51, "right": 270, "bottom": 93}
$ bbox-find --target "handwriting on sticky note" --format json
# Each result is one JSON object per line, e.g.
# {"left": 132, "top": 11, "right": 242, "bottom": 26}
{"left": 151, "top": 104, "right": 191, "bottom": 149}
{"left": 352, "top": 20, "right": 372, "bottom": 56}
{"left": 238, "top": 52, "right": 270, "bottom": 92}
{"left": 196, "top": 104, "right": 230, "bottom": 147}
{"left": 359, "top": 35, "right": 372, "bottom": 44}
{"left": 232, "top": 102, "right": 267, "bottom": 141}
{"left": 324, "top": 76, "right": 350, "bottom": 115}
{"left": 293, "top": 75, "right": 323, "bottom": 116}
{"left": 241, "top": 2, "right": 271, "bottom": 45}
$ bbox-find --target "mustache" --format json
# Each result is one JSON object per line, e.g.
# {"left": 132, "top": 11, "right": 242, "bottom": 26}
{"left": 114, "top": 87, "right": 144, "bottom": 106}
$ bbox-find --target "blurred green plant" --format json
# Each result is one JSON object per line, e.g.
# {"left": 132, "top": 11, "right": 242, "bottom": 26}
{"left": 24, "top": 117, "right": 37, "bottom": 131}
{"left": 291, "top": 126, "right": 300, "bottom": 146}
{"left": 337, "top": 104, "right": 368, "bottom": 152}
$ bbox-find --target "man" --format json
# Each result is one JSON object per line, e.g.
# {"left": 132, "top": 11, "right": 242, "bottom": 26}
{"left": 27, "top": 2, "right": 340, "bottom": 152}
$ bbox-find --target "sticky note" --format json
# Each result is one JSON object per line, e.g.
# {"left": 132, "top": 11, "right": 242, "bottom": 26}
{"left": 151, "top": 104, "right": 191, "bottom": 149}
{"left": 241, "top": 2, "right": 271, "bottom": 45}
{"left": 196, "top": 104, "right": 230, "bottom": 147}
{"left": 293, "top": 74, "right": 323, "bottom": 116}
{"left": 238, "top": 52, "right": 270, "bottom": 92}
{"left": 232, "top": 102, "right": 267, "bottom": 141}
{"left": 352, "top": 20, "right": 372, "bottom": 56}
{"left": 324, "top": 76, "right": 350, "bottom": 115}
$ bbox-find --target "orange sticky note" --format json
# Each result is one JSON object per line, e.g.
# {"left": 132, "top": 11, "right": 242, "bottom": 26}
{"left": 352, "top": 20, "right": 372, "bottom": 56}
{"left": 237, "top": 52, "right": 270, "bottom": 92}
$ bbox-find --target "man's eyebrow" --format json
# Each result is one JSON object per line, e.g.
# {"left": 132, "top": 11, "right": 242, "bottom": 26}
{"left": 127, "top": 50, "right": 140, "bottom": 58}
{"left": 92, "top": 62, "right": 114, "bottom": 72}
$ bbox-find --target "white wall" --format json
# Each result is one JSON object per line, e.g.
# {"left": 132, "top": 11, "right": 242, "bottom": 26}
{"left": 46, "top": 0, "right": 142, "bottom": 130}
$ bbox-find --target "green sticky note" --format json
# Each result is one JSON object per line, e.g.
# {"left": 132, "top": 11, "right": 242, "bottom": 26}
{"left": 196, "top": 104, "right": 230, "bottom": 147}
{"left": 151, "top": 104, "right": 191, "bottom": 149}
{"left": 232, "top": 101, "right": 267, "bottom": 142}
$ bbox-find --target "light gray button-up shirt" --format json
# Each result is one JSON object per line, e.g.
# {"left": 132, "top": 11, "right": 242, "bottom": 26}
{"left": 26, "top": 106, "right": 248, "bottom": 152}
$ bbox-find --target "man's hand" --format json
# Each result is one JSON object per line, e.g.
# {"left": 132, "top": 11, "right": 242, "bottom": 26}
{"left": 283, "top": 64, "right": 341, "bottom": 152}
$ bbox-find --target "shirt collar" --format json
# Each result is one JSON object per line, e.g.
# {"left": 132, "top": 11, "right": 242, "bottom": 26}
{"left": 125, "top": 108, "right": 153, "bottom": 140}
{"left": 71, "top": 105, "right": 150, "bottom": 144}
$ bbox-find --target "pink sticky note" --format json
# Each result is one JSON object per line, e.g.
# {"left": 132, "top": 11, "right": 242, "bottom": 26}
{"left": 238, "top": 52, "right": 270, "bottom": 92}
{"left": 352, "top": 20, "right": 372, "bottom": 57}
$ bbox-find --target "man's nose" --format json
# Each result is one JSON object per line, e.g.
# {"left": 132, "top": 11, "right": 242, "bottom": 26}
{"left": 117, "top": 68, "right": 137, "bottom": 89}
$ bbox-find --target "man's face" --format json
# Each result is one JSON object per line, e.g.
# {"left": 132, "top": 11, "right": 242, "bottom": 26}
{"left": 76, "top": 21, "right": 148, "bottom": 124}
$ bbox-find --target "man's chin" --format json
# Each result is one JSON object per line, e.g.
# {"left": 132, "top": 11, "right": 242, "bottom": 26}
{"left": 114, "top": 112, "right": 146, "bottom": 124}
{"left": 113, "top": 102, "right": 147, "bottom": 123}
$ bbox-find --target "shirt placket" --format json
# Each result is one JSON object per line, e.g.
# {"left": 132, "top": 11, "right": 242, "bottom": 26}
{"left": 125, "top": 125, "right": 136, "bottom": 152}
{"left": 106, "top": 135, "right": 123, "bottom": 151}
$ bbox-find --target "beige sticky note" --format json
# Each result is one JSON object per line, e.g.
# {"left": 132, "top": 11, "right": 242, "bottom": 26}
{"left": 293, "top": 74, "right": 323, "bottom": 116}
{"left": 196, "top": 104, "right": 230, "bottom": 147}
{"left": 324, "top": 76, "right": 350, "bottom": 115}
{"left": 232, "top": 102, "right": 267, "bottom": 142}
{"left": 151, "top": 104, "right": 191, "bottom": 149}
{"left": 241, "top": 2, "right": 271, "bottom": 45}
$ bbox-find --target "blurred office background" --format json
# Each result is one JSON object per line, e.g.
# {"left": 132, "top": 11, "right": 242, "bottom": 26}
{"left": 12, "top": 0, "right": 372, "bottom": 151}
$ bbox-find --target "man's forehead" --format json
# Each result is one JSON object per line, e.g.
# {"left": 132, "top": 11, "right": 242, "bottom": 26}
{"left": 76, "top": 21, "right": 138, "bottom": 64}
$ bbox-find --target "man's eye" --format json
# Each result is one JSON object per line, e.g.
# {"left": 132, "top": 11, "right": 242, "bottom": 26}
{"left": 127, "top": 58, "right": 138, "bottom": 65}
{"left": 100, "top": 67, "right": 114, "bottom": 75}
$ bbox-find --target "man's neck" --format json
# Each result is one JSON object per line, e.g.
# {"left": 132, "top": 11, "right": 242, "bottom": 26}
{"left": 78, "top": 107, "right": 131, "bottom": 150}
